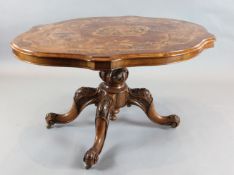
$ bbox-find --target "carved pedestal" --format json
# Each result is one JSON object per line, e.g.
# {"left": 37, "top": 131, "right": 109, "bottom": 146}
{"left": 46, "top": 68, "right": 180, "bottom": 169}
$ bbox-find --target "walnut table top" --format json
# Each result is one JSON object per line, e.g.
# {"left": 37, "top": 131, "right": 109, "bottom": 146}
{"left": 11, "top": 16, "right": 215, "bottom": 70}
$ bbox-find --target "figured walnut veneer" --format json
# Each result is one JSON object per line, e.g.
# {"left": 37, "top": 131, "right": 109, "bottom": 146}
{"left": 11, "top": 16, "right": 215, "bottom": 70}
{"left": 11, "top": 16, "right": 215, "bottom": 169}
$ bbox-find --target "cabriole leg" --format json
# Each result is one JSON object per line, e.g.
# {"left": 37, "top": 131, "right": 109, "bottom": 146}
{"left": 127, "top": 88, "right": 180, "bottom": 128}
{"left": 83, "top": 95, "right": 113, "bottom": 169}
{"left": 46, "top": 87, "right": 98, "bottom": 128}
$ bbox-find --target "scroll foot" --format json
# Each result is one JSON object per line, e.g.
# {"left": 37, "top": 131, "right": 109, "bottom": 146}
{"left": 147, "top": 104, "right": 180, "bottom": 128}
{"left": 127, "top": 88, "right": 180, "bottom": 128}
{"left": 83, "top": 148, "right": 99, "bottom": 169}
{"left": 83, "top": 95, "right": 113, "bottom": 169}
{"left": 45, "top": 87, "right": 98, "bottom": 128}
{"left": 166, "top": 114, "right": 180, "bottom": 128}
{"left": 46, "top": 113, "right": 58, "bottom": 128}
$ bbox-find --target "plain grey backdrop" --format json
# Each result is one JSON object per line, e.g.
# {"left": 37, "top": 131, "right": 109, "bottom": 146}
{"left": 0, "top": 0, "right": 234, "bottom": 175}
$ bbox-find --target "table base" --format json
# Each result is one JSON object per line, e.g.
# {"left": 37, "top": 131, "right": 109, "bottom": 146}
{"left": 45, "top": 68, "right": 180, "bottom": 169}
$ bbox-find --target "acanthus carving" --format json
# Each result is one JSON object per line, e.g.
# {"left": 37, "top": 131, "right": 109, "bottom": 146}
{"left": 96, "top": 94, "right": 113, "bottom": 123}
{"left": 127, "top": 88, "right": 153, "bottom": 113}
{"left": 74, "top": 87, "right": 99, "bottom": 110}
{"left": 99, "top": 68, "right": 129, "bottom": 85}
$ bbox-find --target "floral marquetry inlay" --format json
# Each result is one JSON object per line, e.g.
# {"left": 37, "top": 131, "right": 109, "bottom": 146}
{"left": 11, "top": 16, "right": 215, "bottom": 70}
{"left": 92, "top": 25, "right": 150, "bottom": 37}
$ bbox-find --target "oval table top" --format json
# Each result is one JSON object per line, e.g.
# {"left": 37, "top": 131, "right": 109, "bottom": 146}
{"left": 11, "top": 16, "right": 215, "bottom": 70}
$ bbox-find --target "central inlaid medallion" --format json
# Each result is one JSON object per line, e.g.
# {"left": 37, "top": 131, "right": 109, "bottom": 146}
{"left": 93, "top": 25, "right": 150, "bottom": 37}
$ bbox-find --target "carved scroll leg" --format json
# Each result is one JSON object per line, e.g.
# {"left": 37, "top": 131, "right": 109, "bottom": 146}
{"left": 83, "top": 95, "right": 113, "bottom": 169}
{"left": 147, "top": 103, "right": 180, "bottom": 128}
{"left": 127, "top": 88, "right": 180, "bottom": 128}
{"left": 45, "top": 87, "right": 98, "bottom": 128}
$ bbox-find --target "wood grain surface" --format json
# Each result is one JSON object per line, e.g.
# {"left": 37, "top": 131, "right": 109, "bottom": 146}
{"left": 11, "top": 16, "right": 215, "bottom": 70}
